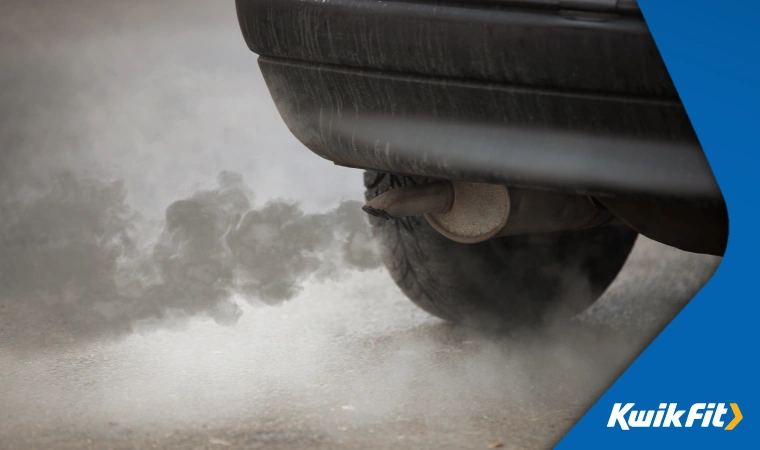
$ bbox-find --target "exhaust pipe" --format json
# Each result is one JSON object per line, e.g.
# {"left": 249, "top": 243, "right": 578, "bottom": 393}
{"left": 363, "top": 180, "right": 619, "bottom": 244}
{"left": 362, "top": 181, "right": 454, "bottom": 221}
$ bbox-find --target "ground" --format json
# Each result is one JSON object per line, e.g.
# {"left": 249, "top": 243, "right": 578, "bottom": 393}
{"left": 0, "top": 237, "right": 720, "bottom": 449}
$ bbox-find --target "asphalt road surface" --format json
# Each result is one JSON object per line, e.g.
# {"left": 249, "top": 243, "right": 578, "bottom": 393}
{"left": 0, "top": 237, "right": 721, "bottom": 449}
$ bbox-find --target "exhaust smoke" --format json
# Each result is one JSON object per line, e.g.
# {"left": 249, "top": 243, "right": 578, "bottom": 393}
{"left": 0, "top": 170, "right": 380, "bottom": 349}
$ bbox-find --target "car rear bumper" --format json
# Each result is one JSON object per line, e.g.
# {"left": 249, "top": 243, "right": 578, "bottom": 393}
{"left": 237, "top": 0, "right": 673, "bottom": 97}
{"left": 237, "top": 0, "right": 722, "bottom": 202}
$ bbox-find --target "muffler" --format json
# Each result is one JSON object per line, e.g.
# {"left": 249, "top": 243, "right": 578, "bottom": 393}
{"left": 363, "top": 180, "right": 619, "bottom": 244}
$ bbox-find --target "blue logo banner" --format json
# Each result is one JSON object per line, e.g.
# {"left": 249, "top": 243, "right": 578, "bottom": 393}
{"left": 559, "top": 0, "right": 759, "bottom": 447}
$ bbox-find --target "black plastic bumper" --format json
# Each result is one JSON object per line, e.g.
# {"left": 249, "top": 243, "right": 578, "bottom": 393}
{"left": 237, "top": 0, "right": 722, "bottom": 202}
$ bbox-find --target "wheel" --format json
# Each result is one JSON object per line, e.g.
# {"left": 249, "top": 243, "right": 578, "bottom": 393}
{"left": 364, "top": 171, "right": 638, "bottom": 330}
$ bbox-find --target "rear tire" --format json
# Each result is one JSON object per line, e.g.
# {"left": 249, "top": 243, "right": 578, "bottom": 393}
{"left": 364, "top": 171, "right": 638, "bottom": 330}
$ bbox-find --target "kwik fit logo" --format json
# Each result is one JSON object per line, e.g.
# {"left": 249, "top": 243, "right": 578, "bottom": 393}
{"left": 607, "top": 403, "right": 743, "bottom": 430}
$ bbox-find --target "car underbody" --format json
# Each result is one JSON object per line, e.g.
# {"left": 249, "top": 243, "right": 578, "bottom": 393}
{"left": 236, "top": 0, "right": 727, "bottom": 257}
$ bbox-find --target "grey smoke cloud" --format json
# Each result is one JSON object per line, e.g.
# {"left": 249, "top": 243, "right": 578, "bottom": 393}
{"left": 0, "top": 170, "right": 380, "bottom": 347}
{"left": 0, "top": 0, "right": 377, "bottom": 349}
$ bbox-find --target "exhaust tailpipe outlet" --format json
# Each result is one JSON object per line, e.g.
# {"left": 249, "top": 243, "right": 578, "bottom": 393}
{"left": 362, "top": 181, "right": 454, "bottom": 221}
